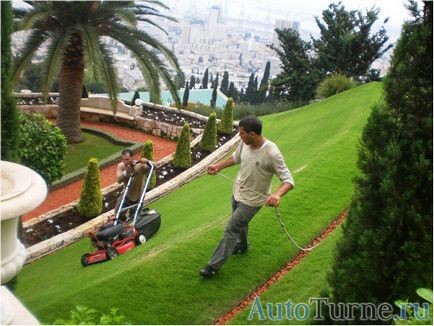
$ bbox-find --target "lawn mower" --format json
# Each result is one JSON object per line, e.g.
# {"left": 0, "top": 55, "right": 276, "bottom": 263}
{"left": 81, "top": 161, "right": 161, "bottom": 267}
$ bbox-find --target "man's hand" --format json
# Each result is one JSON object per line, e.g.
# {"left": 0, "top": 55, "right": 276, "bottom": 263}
{"left": 265, "top": 193, "right": 281, "bottom": 207}
{"left": 208, "top": 164, "right": 219, "bottom": 175}
{"left": 125, "top": 164, "right": 133, "bottom": 174}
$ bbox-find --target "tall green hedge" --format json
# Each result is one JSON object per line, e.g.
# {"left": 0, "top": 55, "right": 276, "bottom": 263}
{"left": 142, "top": 140, "right": 156, "bottom": 189}
{"left": 200, "top": 112, "right": 217, "bottom": 152}
{"left": 78, "top": 158, "right": 102, "bottom": 218}
{"left": 1, "top": 1, "right": 19, "bottom": 162}
{"left": 329, "top": 2, "right": 433, "bottom": 310}
{"left": 172, "top": 123, "right": 191, "bottom": 169}
{"left": 218, "top": 97, "right": 234, "bottom": 135}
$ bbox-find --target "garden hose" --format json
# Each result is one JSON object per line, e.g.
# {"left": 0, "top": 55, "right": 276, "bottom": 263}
{"left": 214, "top": 172, "right": 319, "bottom": 252}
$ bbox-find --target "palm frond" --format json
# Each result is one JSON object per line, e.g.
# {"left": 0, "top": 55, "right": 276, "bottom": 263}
{"left": 102, "top": 28, "right": 161, "bottom": 102}
{"left": 134, "top": 9, "right": 178, "bottom": 24}
{"left": 136, "top": 1, "right": 170, "bottom": 12}
{"left": 95, "top": 43, "right": 119, "bottom": 113}
{"left": 16, "top": 3, "right": 52, "bottom": 30}
{"left": 11, "top": 30, "right": 49, "bottom": 84}
{"left": 77, "top": 25, "right": 100, "bottom": 81}
{"left": 41, "top": 31, "right": 69, "bottom": 99}
{"left": 158, "top": 66, "right": 181, "bottom": 108}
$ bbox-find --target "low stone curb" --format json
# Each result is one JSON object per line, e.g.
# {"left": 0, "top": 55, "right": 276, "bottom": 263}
{"left": 25, "top": 133, "right": 241, "bottom": 263}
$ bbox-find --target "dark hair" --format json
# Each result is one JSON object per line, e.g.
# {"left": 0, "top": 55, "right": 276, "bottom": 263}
{"left": 239, "top": 116, "right": 262, "bottom": 135}
{"left": 121, "top": 149, "right": 133, "bottom": 156}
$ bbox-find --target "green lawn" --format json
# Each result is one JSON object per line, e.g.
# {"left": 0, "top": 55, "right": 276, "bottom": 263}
{"left": 63, "top": 132, "right": 125, "bottom": 174}
{"left": 12, "top": 82, "right": 384, "bottom": 324}
{"left": 229, "top": 228, "right": 343, "bottom": 324}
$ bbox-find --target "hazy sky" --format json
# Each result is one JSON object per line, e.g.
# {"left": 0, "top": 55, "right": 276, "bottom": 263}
{"left": 13, "top": 0, "right": 421, "bottom": 44}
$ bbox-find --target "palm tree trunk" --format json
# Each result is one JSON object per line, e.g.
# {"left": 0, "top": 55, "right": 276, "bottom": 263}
{"left": 57, "top": 36, "right": 85, "bottom": 144}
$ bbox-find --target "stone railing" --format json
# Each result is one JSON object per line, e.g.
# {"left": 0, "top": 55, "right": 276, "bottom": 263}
{"left": 16, "top": 93, "right": 210, "bottom": 139}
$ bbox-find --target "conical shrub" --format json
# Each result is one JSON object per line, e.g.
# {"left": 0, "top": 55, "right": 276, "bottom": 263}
{"left": 200, "top": 112, "right": 217, "bottom": 152}
{"left": 218, "top": 97, "right": 234, "bottom": 135}
{"left": 142, "top": 140, "right": 156, "bottom": 189}
{"left": 78, "top": 158, "right": 102, "bottom": 218}
{"left": 172, "top": 122, "right": 191, "bottom": 169}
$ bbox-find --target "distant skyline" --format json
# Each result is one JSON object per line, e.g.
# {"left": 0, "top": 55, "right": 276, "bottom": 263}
{"left": 163, "top": 0, "right": 419, "bottom": 44}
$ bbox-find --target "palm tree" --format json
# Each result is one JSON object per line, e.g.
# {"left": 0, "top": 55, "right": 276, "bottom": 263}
{"left": 12, "top": 1, "right": 182, "bottom": 143}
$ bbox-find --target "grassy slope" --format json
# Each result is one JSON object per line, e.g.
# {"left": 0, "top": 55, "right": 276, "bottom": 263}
{"left": 229, "top": 228, "right": 343, "bottom": 324}
{"left": 12, "top": 82, "right": 383, "bottom": 324}
{"left": 63, "top": 132, "right": 124, "bottom": 174}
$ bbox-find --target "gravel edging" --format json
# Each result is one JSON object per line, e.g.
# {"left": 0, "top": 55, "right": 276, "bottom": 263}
{"left": 25, "top": 133, "right": 241, "bottom": 263}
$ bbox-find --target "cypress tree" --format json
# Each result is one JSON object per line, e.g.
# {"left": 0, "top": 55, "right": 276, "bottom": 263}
{"left": 200, "top": 112, "right": 217, "bottom": 152}
{"left": 329, "top": 1, "right": 433, "bottom": 310}
{"left": 1, "top": 1, "right": 19, "bottom": 162}
{"left": 131, "top": 90, "right": 140, "bottom": 105}
{"left": 220, "top": 71, "right": 230, "bottom": 96}
{"left": 142, "top": 140, "right": 156, "bottom": 189}
{"left": 182, "top": 82, "right": 189, "bottom": 109}
{"left": 78, "top": 158, "right": 103, "bottom": 218}
{"left": 258, "top": 61, "right": 270, "bottom": 103}
{"left": 189, "top": 75, "right": 195, "bottom": 89}
{"left": 81, "top": 84, "right": 89, "bottom": 98}
{"left": 172, "top": 123, "right": 192, "bottom": 169}
{"left": 210, "top": 82, "right": 218, "bottom": 108}
{"left": 228, "top": 82, "right": 237, "bottom": 99}
{"left": 245, "top": 73, "right": 256, "bottom": 104}
{"left": 218, "top": 98, "right": 234, "bottom": 135}
{"left": 202, "top": 68, "right": 209, "bottom": 89}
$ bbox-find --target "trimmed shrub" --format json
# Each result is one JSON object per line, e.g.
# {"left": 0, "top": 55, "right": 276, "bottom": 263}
{"left": 200, "top": 112, "right": 217, "bottom": 152}
{"left": 18, "top": 113, "right": 68, "bottom": 185}
{"left": 172, "top": 123, "right": 191, "bottom": 169}
{"left": 78, "top": 158, "right": 102, "bottom": 218}
{"left": 316, "top": 74, "right": 356, "bottom": 98}
{"left": 142, "top": 140, "right": 156, "bottom": 189}
{"left": 218, "top": 97, "right": 234, "bottom": 135}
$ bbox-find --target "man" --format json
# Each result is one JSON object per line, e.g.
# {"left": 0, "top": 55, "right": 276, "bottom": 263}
{"left": 116, "top": 149, "right": 149, "bottom": 221}
{"left": 200, "top": 116, "right": 294, "bottom": 278}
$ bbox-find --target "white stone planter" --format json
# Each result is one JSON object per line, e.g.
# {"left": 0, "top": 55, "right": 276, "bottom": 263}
{"left": 1, "top": 161, "right": 47, "bottom": 325}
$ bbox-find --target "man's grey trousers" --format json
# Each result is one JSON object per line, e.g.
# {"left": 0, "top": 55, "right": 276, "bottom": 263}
{"left": 208, "top": 197, "right": 261, "bottom": 271}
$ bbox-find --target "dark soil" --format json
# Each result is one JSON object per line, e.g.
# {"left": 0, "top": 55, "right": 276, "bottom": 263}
{"left": 142, "top": 107, "right": 206, "bottom": 129}
{"left": 21, "top": 131, "right": 237, "bottom": 247}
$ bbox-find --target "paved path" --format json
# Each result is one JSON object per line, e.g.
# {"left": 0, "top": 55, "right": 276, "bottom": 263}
{"left": 22, "top": 120, "right": 177, "bottom": 222}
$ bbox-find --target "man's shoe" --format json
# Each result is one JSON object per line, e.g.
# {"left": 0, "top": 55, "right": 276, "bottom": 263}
{"left": 199, "top": 265, "right": 217, "bottom": 278}
{"left": 232, "top": 246, "right": 248, "bottom": 255}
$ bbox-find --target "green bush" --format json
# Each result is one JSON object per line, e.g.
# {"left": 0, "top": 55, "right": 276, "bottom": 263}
{"left": 316, "top": 74, "right": 356, "bottom": 98}
{"left": 18, "top": 113, "right": 68, "bottom": 185}
{"left": 142, "top": 140, "right": 156, "bottom": 189}
{"left": 218, "top": 97, "right": 234, "bottom": 135}
{"left": 78, "top": 158, "right": 102, "bottom": 218}
{"left": 200, "top": 112, "right": 217, "bottom": 152}
{"left": 53, "top": 305, "right": 130, "bottom": 325}
{"left": 172, "top": 122, "right": 191, "bottom": 169}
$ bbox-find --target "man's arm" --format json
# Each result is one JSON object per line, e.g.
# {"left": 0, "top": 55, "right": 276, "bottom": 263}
{"left": 265, "top": 182, "right": 293, "bottom": 207}
{"left": 208, "top": 156, "right": 236, "bottom": 175}
{"left": 117, "top": 163, "right": 129, "bottom": 183}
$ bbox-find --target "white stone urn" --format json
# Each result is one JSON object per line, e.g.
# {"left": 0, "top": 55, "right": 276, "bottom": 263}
{"left": 1, "top": 160, "right": 47, "bottom": 324}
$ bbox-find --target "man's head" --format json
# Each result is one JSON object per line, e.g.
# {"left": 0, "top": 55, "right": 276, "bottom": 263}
{"left": 238, "top": 116, "right": 262, "bottom": 145}
{"left": 121, "top": 149, "right": 134, "bottom": 166}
